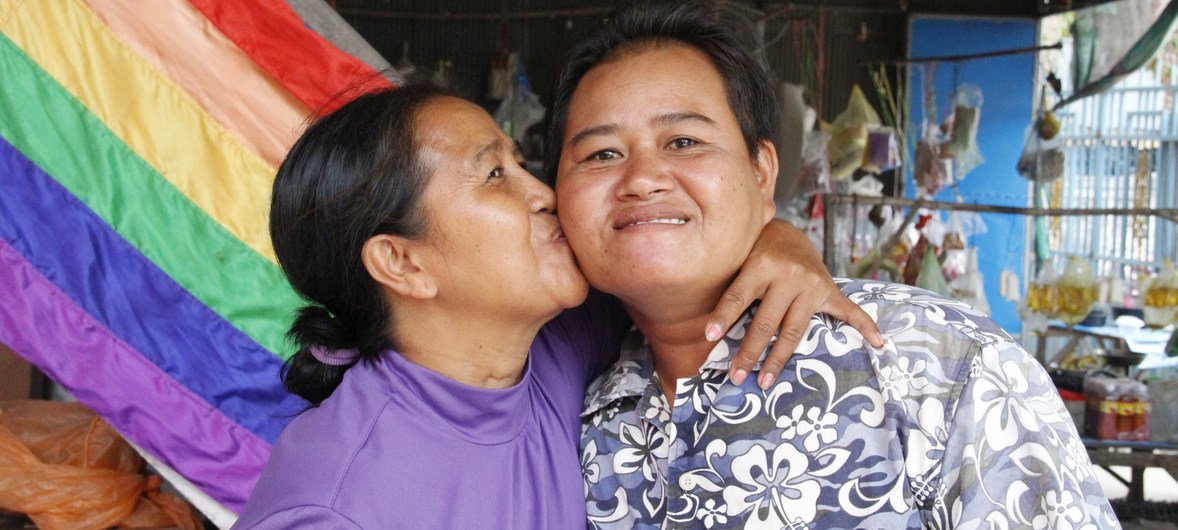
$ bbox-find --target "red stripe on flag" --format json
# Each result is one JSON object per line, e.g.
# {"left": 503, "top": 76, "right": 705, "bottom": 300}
{"left": 187, "top": 0, "right": 393, "bottom": 114}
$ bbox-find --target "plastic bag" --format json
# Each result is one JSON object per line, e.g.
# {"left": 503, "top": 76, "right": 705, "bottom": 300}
{"left": 947, "top": 248, "right": 990, "bottom": 314}
{"left": 914, "top": 139, "right": 951, "bottom": 196}
{"left": 0, "top": 400, "right": 200, "bottom": 530}
{"left": 914, "top": 244, "right": 951, "bottom": 297}
{"left": 943, "top": 84, "right": 985, "bottom": 177}
{"left": 796, "top": 129, "right": 832, "bottom": 198}
{"left": 827, "top": 85, "right": 881, "bottom": 180}
{"left": 861, "top": 127, "right": 899, "bottom": 173}
{"left": 493, "top": 53, "right": 545, "bottom": 144}
{"left": 1017, "top": 124, "right": 1065, "bottom": 183}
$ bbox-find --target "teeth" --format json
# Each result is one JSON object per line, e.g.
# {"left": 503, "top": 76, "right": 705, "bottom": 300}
{"left": 632, "top": 218, "right": 686, "bottom": 226}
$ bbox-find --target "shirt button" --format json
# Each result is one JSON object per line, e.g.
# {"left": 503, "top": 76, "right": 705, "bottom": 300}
{"left": 678, "top": 475, "right": 695, "bottom": 490}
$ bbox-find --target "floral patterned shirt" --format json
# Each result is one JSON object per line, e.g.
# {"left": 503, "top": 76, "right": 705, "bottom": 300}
{"left": 581, "top": 279, "right": 1118, "bottom": 529}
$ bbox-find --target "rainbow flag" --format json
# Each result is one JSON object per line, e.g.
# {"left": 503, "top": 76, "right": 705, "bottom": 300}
{"left": 0, "top": 0, "right": 394, "bottom": 514}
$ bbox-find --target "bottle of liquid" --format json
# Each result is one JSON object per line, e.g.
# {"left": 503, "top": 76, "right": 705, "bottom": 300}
{"left": 1057, "top": 257, "right": 1096, "bottom": 326}
{"left": 1145, "top": 259, "right": 1178, "bottom": 328}
{"left": 1027, "top": 260, "right": 1059, "bottom": 317}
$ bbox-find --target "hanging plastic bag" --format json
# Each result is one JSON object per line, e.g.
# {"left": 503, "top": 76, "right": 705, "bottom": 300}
{"left": 943, "top": 84, "right": 985, "bottom": 177}
{"left": 948, "top": 248, "right": 991, "bottom": 314}
{"left": 796, "top": 129, "right": 832, "bottom": 198}
{"left": 1017, "top": 124, "right": 1065, "bottom": 183}
{"left": 0, "top": 400, "right": 200, "bottom": 530}
{"left": 861, "top": 127, "right": 899, "bottom": 173}
{"left": 827, "top": 85, "right": 881, "bottom": 180}
{"left": 493, "top": 53, "right": 546, "bottom": 144}
{"left": 915, "top": 139, "right": 951, "bottom": 196}
{"left": 914, "top": 245, "right": 951, "bottom": 297}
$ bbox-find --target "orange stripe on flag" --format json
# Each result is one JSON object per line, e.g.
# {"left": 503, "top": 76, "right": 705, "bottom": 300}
{"left": 86, "top": 0, "right": 313, "bottom": 168}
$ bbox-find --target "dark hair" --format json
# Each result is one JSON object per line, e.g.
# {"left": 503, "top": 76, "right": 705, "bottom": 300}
{"left": 544, "top": 0, "right": 782, "bottom": 181}
{"left": 270, "top": 83, "right": 450, "bottom": 405}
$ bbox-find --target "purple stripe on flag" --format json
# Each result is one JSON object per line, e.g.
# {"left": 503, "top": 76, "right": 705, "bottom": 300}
{"left": 0, "top": 136, "right": 302, "bottom": 443}
{"left": 0, "top": 238, "right": 267, "bottom": 512}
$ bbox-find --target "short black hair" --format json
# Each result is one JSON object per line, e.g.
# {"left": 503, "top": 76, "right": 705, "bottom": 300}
{"left": 270, "top": 83, "right": 451, "bottom": 405}
{"left": 544, "top": 0, "right": 782, "bottom": 181}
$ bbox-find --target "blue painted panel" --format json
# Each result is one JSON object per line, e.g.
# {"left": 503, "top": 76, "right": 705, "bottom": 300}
{"left": 909, "top": 17, "right": 1037, "bottom": 334}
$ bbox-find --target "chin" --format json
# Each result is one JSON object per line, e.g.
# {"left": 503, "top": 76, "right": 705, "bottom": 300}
{"left": 594, "top": 263, "right": 693, "bottom": 298}
{"left": 544, "top": 269, "right": 590, "bottom": 309}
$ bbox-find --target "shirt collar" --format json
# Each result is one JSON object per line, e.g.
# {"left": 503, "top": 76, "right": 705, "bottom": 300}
{"left": 581, "top": 304, "right": 773, "bottom": 417}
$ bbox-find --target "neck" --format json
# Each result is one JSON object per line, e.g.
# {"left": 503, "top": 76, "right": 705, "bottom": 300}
{"left": 392, "top": 305, "right": 546, "bottom": 389}
{"left": 618, "top": 282, "right": 728, "bottom": 400}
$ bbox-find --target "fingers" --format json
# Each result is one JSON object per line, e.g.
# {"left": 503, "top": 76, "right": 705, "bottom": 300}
{"left": 757, "top": 305, "right": 813, "bottom": 389}
{"left": 726, "top": 284, "right": 794, "bottom": 386}
{"left": 705, "top": 262, "right": 766, "bottom": 342}
{"left": 822, "top": 295, "right": 884, "bottom": 348}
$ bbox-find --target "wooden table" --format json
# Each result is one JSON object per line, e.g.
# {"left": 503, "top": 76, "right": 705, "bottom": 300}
{"left": 1084, "top": 438, "right": 1178, "bottom": 503}
{"left": 1035, "top": 323, "right": 1175, "bottom": 374}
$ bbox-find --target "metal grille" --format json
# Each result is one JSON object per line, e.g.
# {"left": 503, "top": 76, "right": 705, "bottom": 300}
{"left": 1050, "top": 63, "right": 1178, "bottom": 278}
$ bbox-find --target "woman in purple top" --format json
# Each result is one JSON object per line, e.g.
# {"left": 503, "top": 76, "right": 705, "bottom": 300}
{"left": 232, "top": 83, "right": 879, "bottom": 528}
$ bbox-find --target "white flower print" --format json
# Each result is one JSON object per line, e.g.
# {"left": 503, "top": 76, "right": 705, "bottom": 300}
{"left": 776, "top": 404, "right": 837, "bottom": 451}
{"left": 879, "top": 357, "right": 930, "bottom": 401}
{"left": 722, "top": 444, "right": 821, "bottom": 524}
{"left": 973, "top": 354, "right": 1040, "bottom": 451}
{"left": 776, "top": 404, "right": 808, "bottom": 442}
{"left": 849, "top": 282, "right": 912, "bottom": 304}
{"left": 1060, "top": 436, "right": 1091, "bottom": 482}
{"left": 694, "top": 498, "right": 728, "bottom": 528}
{"left": 582, "top": 439, "right": 601, "bottom": 496}
{"left": 802, "top": 407, "right": 838, "bottom": 451}
{"left": 1031, "top": 490, "right": 1084, "bottom": 530}
{"left": 642, "top": 393, "right": 671, "bottom": 424}
{"left": 613, "top": 422, "right": 668, "bottom": 482}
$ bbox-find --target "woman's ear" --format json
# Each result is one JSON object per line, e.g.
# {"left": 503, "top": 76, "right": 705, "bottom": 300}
{"left": 362, "top": 234, "right": 438, "bottom": 300}
{"left": 754, "top": 140, "right": 779, "bottom": 222}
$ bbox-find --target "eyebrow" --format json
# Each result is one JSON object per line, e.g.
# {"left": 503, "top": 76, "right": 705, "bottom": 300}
{"left": 470, "top": 138, "right": 507, "bottom": 169}
{"left": 566, "top": 123, "right": 620, "bottom": 150}
{"left": 652, "top": 111, "right": 716, "bottom": 128}
{"left": 566, "top": 112, "right": 717, "bottom": 149}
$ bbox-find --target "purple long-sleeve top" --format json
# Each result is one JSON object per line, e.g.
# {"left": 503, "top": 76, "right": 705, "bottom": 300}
{"left": 232, "top": 293, "right": 626, "bottom": 528}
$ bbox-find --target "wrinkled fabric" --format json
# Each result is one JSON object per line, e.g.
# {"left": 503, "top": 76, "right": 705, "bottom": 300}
{"left": 236, "top": 293, "right": 628, "bottom": 528}
{"left": 1, "top": 0, "right": 279, "bottom": 262}
{"left": 86, "top": 0, "right": 312, "bottom": 168}
{"left": 582, "top": 279, "right": 1118, "bottom": 529}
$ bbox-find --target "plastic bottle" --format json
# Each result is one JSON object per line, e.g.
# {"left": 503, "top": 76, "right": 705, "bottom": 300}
{"left": 1027, "top": 260, "right": 1060, "bottom": 317}
{"left": 1144, "top": 259, "right": 1178, "bottom": 328}
{"left": 1057, "top": 257, "right": 1096, "bottom": 325}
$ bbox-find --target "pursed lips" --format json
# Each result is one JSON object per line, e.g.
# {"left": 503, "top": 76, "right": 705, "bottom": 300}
{"left": 612, "top": 205, "right": 690, "bottom": 230}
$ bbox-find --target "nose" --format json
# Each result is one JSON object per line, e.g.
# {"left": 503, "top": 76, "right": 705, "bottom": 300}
{"left": 523, "top": 172, "right": 556, "bottom": 215}
{"left": 616, "top": 148, "right": 673, "bottom": 201}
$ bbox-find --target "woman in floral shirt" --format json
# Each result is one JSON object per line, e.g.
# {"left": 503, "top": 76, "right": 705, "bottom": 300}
{"left": 548, "top": 2, "right": 1118, "bottom": 528}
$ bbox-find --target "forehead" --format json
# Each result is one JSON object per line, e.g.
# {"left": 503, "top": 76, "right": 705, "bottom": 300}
{"left": 414, "top": 96, "right": 503, "bottom": 150}
{"left": 566, "top": 44, "right": 733, "bottom": 131}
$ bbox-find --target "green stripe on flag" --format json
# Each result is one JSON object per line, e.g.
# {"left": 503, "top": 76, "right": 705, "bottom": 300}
{"left": 0, "top": 32, "right": 298, "bottom": 358}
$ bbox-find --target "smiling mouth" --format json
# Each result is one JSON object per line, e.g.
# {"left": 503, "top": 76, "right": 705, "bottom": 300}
{"left": 613, "top": 206, "right": 691, "bottom": 230}
{"left": 627, "top": 218, "right": 687, "bottom": 227}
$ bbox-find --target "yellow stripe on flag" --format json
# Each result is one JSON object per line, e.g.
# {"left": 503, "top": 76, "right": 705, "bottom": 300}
{"left": 1, "top": 0, "right": 277, "bottom": 262}
{"left": 85, "top": 0, "right": 312, "bottom": 169}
